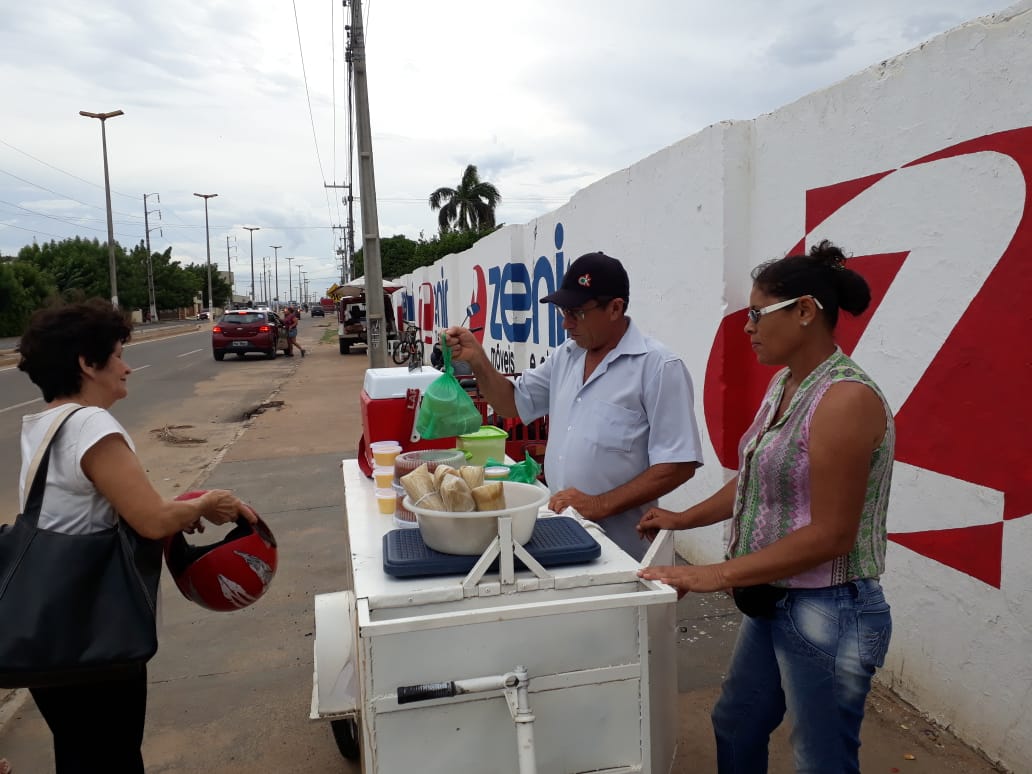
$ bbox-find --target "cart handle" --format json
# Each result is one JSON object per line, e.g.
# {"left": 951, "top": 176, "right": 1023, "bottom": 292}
{"left": 397, "top": 681, "right": 457, "bottom": 704}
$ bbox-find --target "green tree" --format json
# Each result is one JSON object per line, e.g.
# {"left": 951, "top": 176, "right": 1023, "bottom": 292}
{"left": 0, "top": 260, "right": 57, "bottom": 336}
{"left": 352, "top": 226, "right": 500, "bottom": 279}
{"left": 151, "top": 248, "right": 197, "bottom": 310}
{"left": 351, "top": 234, "right": 418, "bottom": 279}
{"left": 429, "top": 164, "right": 501, "bottom": 233}
{"left": 18, "top": 237, "right": 112, "bottom": 299}
{"left": 182, "top": 263, "right": 231, "bottom": 309}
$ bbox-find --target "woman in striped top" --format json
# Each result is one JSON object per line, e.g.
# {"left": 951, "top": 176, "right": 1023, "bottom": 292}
{"left": 639, "top": 240, "right": 894, "bottom": 773}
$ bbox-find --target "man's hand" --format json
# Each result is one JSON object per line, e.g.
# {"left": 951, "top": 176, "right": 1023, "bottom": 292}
{"left": 637, "top": 563, "right": 729, "bottom": 597}
{"left": 636, "top": 507, "right": 689, "bottom": 541}
{"left": 549, "top": 488, "right": 608, "bottom": 520}
{"left": 443, "top": 326, "right": 485, "bottom": 364}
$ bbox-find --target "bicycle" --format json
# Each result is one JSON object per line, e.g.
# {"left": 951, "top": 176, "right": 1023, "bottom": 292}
{"left": 392, "top": 321, "right": 424, "bottom": 367}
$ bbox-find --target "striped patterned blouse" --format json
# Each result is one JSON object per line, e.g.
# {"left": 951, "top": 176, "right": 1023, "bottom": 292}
{"left": 725, "top": 349, "right": 895, "bottom": 588}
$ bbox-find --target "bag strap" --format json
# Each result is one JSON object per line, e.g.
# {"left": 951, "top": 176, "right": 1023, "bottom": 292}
{"left": 19, "top": 405, "right": 85, "bottom": 517}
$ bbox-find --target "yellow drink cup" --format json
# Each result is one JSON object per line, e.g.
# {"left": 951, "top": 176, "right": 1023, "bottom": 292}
{"left": 375, "top": 488, "right": 396, "bottom": 515}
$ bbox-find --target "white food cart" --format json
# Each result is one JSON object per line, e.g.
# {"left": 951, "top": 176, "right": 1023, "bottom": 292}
{"left": 312, "top": 460, "right": 680, "bottom": 773}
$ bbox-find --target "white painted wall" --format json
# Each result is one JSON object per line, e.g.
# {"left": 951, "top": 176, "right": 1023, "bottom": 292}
{"left": 395, "top": 3, "right": 1032, "bottom": 768}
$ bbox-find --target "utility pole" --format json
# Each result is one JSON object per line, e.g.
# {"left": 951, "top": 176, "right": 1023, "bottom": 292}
{"left": 331, "top": 223, "right": 348, "bottom": 283}
{"left": 349, "top": 0, "right": 387, "bottom": 367}
{"left": 326, "top": 182, "right": 350, "bottom": 282}
{"left": 345, "top": 21, "right": 356, "bottom": 284}
{"left": 143, "top": 192, "right": 161, "bottom": 323}
{"left": 193, "top": 193, "right": 218, "bottom": 314}
{"left": 262, "top": 257, "right": 271, "bottom": 305}
{"left": 226, "top": 235, "right": 237, "bottom": 304}
{"left": 270, "top": 245, "right": 282, "bottom": 309}
{"left": 285, "top": 256, "right": 295, "bottom": 305}
{"left": 243, "top": 226, "right": 260, "bottom": 305}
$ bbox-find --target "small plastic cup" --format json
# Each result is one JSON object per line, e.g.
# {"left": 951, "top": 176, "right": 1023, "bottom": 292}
{"left": 372, "top": 444, "right": 402, "bottom": 467}
{"left": 372, "top": 466, "right": 395, "bottom": 488}
{"left": 484, "top": 465, "right": 510, "bottom": 481}
{"left": 370, "top": 440, "right": 400, "bottom": 451}
{"left": 375, "top": 488, "right": 396, "bottom": 515}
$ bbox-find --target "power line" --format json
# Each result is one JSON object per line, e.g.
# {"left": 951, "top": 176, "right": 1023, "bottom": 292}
{"left": 0, "top": 198, "right": 140, "bottom": 240}
{"left": 0, "top": 138, "right": 139, "bottom": 201}
{"left": 0, "top": 167, "right": 145, "bottom": 221}
{"left": 292, "top": 0, "right": 336, "bottom": 239}
{"left": 0, "top": 199, "right": 147, "bottom": 228}
{"left": 0, "top": 221, "right": 66, "bottom": 240}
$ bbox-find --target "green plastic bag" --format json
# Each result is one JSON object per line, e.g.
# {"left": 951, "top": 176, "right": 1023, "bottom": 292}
{"left": 415, "top": 344, "right": 483, "bottom": 439}
{"left": 484, "top": 452, "right": 542, "bottom": 484}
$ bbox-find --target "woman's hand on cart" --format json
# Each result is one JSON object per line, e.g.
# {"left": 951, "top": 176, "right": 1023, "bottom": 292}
{"left": 637, "top": 563, "right": 729, "bottom": 597}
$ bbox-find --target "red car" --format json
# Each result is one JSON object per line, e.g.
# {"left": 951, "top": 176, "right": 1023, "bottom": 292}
{"left": 212, "top": 310, "right": 288, "bottom": 360}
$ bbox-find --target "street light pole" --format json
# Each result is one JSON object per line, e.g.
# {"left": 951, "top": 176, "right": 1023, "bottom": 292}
{"left": 296, "top": 264, "right": 303, "bottom": 307}
{"left": 243, "top": 226, "right": 260, "bottom": 305}
{"left": 193, "top": 193, "right": 218, "bottom": 314}
{"left": 285, "top": 256, "right": 294, "bottom": 306}
{"left": 270, "top": 245, "right": 282, "bottom": 309}
{"left": 79, "top": 109, "right": 124, "bottom": 308}
{"left": 143, "top": 192, "right": 161, "bottom": 322}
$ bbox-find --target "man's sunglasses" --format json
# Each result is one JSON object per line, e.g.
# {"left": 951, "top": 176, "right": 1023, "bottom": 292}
{"left": 557, "top": 297, "right": 612, "bottom": 321}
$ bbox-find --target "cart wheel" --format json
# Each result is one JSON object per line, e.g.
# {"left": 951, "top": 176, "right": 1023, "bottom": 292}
{"left": 331, "top": 717, "right": 361, "bottom": 760}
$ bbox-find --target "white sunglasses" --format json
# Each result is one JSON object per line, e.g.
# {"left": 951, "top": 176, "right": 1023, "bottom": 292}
{"left": 747, "top": 295, "right": 824, "bottom": 324}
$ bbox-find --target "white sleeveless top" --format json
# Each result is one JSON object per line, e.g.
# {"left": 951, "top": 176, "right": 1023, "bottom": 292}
{"left": 19, "top": 404, "right": 135, "bottom": 534}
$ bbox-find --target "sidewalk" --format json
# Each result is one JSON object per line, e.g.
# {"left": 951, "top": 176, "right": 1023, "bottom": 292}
{"left": 0, "top": 325, "right": 1007, "bottom": 772}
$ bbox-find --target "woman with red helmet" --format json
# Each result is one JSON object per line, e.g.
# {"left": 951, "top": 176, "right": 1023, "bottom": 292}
{"left": 15, "top": 300, "right": 258, "bottom": 774}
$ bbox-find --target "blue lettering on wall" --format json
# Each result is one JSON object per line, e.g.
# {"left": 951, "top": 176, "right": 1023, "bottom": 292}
{"left": 486, "top": 221, "right": 568, "bottom": 347}
{"left": 434, "top": 271, "right": 449, "bottom": 329}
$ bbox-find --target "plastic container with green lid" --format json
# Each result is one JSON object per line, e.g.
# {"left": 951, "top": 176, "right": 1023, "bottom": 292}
{"left": 457, "top": 425, "right": 508, "bottom": 466}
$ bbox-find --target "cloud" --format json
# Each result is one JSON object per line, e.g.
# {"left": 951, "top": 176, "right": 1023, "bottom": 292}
{"left": 0, "top": 0, "right": 1011, "bottom": 296}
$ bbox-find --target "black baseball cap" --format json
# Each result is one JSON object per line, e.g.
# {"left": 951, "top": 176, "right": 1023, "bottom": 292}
{"left": 540, "top": 252, "right": 630, "bottom": 309}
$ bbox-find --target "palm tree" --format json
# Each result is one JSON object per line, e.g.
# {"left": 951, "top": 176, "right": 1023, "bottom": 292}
{"left": 428, "top": 164, "right": 501, "bottom": 233}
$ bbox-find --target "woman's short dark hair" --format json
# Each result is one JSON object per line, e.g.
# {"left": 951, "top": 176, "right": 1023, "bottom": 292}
{"left": 17, "top": 299, "right": 132, "bottom": 402}
{"left": 751, "top": 239, "right": 871, "bottom": 328}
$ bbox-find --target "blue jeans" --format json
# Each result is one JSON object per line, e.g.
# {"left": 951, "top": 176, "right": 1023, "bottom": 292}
{"left": 712, "top": 579, "right": 892, "bottom": 773}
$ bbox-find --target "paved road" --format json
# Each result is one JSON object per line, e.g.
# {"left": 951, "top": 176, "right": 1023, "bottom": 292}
{"left": 0, "top": 325, "right": 296, "bottom": 520}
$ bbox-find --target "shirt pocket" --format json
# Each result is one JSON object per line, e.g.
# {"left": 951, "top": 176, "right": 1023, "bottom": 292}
{"left": 584, "top": 401, "right": 642, "bottom": 452}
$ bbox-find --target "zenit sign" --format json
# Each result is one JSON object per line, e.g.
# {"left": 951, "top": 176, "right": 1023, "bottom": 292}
{"left": 469, "top": 223, "right": 568, "bottom": 349}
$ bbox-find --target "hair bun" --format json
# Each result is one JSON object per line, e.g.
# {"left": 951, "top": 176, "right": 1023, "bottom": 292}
{"left": 808, "top": 239, "right": 847, "bottom": 270}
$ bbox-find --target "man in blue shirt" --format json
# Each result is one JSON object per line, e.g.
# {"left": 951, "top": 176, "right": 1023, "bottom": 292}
{"left": 445, "top": 252, "right": 703, "bottom": 560}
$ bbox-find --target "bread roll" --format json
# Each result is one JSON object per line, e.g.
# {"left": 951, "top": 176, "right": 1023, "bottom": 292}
{"left": 439, "top": 475, "right": 476, "bottom": 512}
{"left": 459, "top": 465, "right": 485, "bottom": 490}
{"left": 471, "top": 482, "right": 506, "bottom": 511}
{"left": 400, "top": 463, "right": 435, "bottom": 502}
{"left": 412, "top": 492, "right": 447, "bottom": 511}
{"left": 433, "top": 464, "right": 460, "bottom": 490}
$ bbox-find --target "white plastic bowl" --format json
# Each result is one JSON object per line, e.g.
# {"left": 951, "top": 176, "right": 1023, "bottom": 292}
{"left": 403, "top": 481, "right": 549, "bottom": 555}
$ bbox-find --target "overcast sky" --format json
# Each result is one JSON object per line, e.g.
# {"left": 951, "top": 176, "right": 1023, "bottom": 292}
{"left": 0, "top": 0, "right": 1009, "bottom": 300}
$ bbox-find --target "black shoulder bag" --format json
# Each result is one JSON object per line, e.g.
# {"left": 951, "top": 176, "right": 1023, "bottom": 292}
{"left": 0, "top": 406, "right": 163, "bottom": 688}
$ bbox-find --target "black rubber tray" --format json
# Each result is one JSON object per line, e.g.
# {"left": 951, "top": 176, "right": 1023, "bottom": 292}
{"left": 382, "top": 516, "right": 601, "bottom": 578}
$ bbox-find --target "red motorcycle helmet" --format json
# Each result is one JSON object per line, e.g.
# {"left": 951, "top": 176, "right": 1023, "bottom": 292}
{"left": 164, "top": 491, "right": 278, "bottom": 612}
